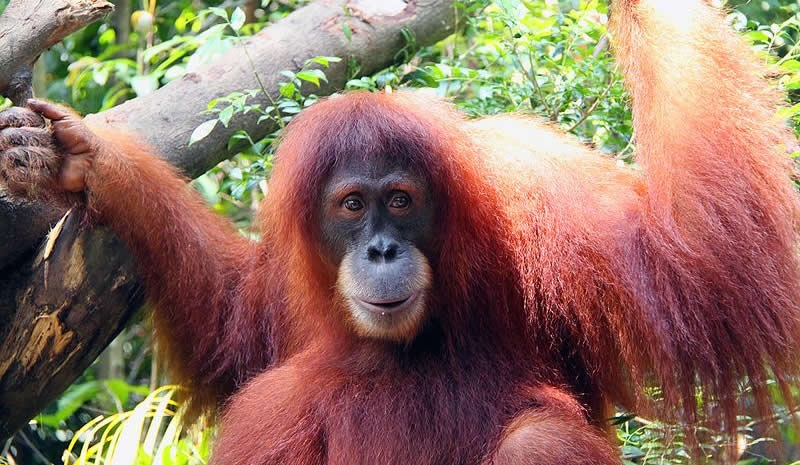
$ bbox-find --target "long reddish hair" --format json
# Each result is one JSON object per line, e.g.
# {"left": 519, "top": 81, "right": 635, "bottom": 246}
{"left": 260, "top": 92, "right": 525, "bottom": 352}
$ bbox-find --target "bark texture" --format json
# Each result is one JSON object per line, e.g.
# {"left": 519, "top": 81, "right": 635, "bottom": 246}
{"left": 0, "top": 212, "right": 142, "bottom": 440}
{"left": 0, "top": 0, "right": 114, "bottom": 96}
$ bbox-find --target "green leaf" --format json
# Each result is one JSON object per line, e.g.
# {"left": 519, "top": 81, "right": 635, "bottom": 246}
{"left": 777, "top": 102, "right": 800, "bottom": 120}
{"left": 279, "top": 82, "right": 295, "bottom": 98}
{"left": 310, "top": 56, "right": 342, "bottom": 67}
{"left": 494, "top": 0, "right": 520, "bottom": 18}
{"left": 99, "top": 28, "right": 117, "bottom": 46}
{"left": 219, "top": 105, "right": 235, "bottom": 127}
{"left": 164, "top": 65, "right": 187, "bottom": 82}
{"left": 208, "top": 7, "right": 228, "bottom": 21}
{"left": 297, "top": 69, "right": 328, "bottom": 87}
{"left": 231, "top": 182, "right": 245, "bottom": 198}
{"left": 131, "top": 75, "right": 159, "bottom": 97}
{"left": 280, "top": 105, "right": 302, "bottom": 114}
{"left": 780, "top": 59, "right": 800, "bottom": 72}
{"left": 783, "top": 74, "right": 800, "bottom": 90}
{"left": 36, "top": 381, "right": 101, "bottom": 427}
{"left": 104, "top": 379, "right": 149, "bottom": 406}
{"left": 189, "top": 119, "right": 218, "bottom": 145}
{"left": 230, "top": 7, "right": 246, "bottom": 32}
{"left": 620, "top": 445, "right": 645, "bottom": 459}
{"left": 227, "top": 130, "right": 254, "bottom": 151}
{"left": 341, "top": 21, "right": 352, "bottom": 42}
{"left": 744, "top": 30, "right": 770, "bottom": 43}
{"left": 346, "top": 76, "right": 374, "bottom": 90}
{"left": 93, "top": 67, "right": 110, "bottom": 86}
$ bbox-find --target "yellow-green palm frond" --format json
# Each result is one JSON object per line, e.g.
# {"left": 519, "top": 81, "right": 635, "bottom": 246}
{"left": 62, "top": 386, "right": 212, "bottom": 465}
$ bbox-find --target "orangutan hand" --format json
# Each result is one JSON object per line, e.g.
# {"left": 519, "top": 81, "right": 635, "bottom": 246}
{"left": 0, "top": 99, "right": 99, "bottom": 198}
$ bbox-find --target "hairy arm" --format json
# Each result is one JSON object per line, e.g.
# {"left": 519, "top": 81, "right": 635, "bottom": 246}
{"left": 488, "top": 409, "right": 618, "bottom": 465}
{"left": 209, "top": 360, "right": 326, "bottom": 465}
{"left": 485, "top": 0, "right": 800, "bottom": 426}
{"left": 0, "top": 102, "right": 282, "bottom": 415}
{"left": 485, "top": 386, "right": 619, "bottom": 465}
{"left": 607, "top": 0, "right": 800, "bottom": 417}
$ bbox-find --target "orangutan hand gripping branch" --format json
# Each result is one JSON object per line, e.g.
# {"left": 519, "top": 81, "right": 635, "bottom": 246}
{"left": 2, "top": 0, "right": 799, "bottom": 463}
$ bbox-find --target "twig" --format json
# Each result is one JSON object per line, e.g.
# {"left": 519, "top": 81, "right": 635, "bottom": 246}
{"left": 511, "top": 47, "right": 554, "bottom": 121}
{"left": 126, "top": 341, "right": 152, "bottom": 384}
{"left": 592, "top": 34, "right": 609, "bottom": 59}
{"left": 566, "top": 76, "right": 617, "bottom": 133}
{"left": 615, "top": 130, "right": 636, "bottom": 160}
{"left": 16, "top": 430, "right": 49, "bottom": 465}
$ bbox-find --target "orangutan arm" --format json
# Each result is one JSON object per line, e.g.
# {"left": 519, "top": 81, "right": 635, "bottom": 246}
{"left": 0, "top": 101, "right": 282, "bottom": 415}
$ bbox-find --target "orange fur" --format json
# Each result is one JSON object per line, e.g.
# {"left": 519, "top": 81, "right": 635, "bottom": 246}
{"left": 63, "top": 0, "right": 800, "bottom": 462}
{"left": 83, "top": 129, "right": 287, "bottom": 417}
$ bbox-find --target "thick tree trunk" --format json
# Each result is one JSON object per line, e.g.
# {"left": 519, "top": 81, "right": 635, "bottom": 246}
{"left": 0, "top": 0, "right": 458, "bottom": 441}
{"left": 244, "top": 0, "right": 259, "bottom": 24}
{"left": 0, "top": 213, "right": 142, "bottom": 440}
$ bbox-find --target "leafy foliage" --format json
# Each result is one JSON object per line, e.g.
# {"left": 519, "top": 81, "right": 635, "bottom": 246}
{"left": 61, "top": 387, "right": 212, "bottom": 465}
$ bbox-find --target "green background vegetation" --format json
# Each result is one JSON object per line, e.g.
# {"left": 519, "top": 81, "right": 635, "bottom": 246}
{"left": 1, "top": 0, "right": 799, "bottom": 464}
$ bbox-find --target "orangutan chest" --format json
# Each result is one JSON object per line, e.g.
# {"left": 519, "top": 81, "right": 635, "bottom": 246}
{"left": 319, "top": 375, "right": 514, "bottom": 465}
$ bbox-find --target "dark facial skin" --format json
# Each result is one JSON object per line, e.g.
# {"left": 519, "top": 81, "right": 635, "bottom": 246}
{"left": 319, "top": 158, "right": 436, "bottom": 340}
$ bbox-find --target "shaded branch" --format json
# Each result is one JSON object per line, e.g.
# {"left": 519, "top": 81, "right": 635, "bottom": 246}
{"left": 0, "top": 212, "right": 142, "bottom": 440}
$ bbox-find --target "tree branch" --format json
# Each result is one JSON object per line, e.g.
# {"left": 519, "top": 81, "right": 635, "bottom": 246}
{"left": 0, "top": 211, "right": 142, "bottom": 441}
{"left": 0, "top": 0, "right": 114, "bottom": 95}
{"left": 87, "top": 0, "right": 457, "bottom": 176}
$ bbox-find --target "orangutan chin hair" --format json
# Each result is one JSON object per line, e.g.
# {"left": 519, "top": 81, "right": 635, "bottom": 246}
{"left": 336, "top": 247, "right": 432, "bottom": 341}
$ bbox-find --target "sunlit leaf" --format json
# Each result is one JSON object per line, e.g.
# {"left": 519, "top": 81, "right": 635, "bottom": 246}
{"left": 279, "top": 82, "right": 295, "bottom": 98}
{"left": 341, "top": 21, "right": 352, "bottom": 42}
{"left": 297, "top": 69, "right": 327, "bottom": 87}
{"left": 310, "top": 56, "right": 342, "bottom": 67}
{"left": 93, "top": 67, "right": 110, "bottom": 86}
{"left": 219, "top": 105, "right": 235, "bottom": 127}
{"left": 189, "top": 119, "right": 218, "bottom": 146}
{"left": 230, "top": 7, "right": 246, "bottom": 32}
{"left": 777, "top": 103, "right": 800, "bottom": 120}
{"left": 130, "top": 75, "right": 159, "bottom": 97}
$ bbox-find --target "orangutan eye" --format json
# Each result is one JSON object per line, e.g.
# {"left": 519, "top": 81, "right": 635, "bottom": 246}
{"left": 388, "top": 193, "right": 410, "bottom": 210}
{"left": 343, "top": 196, "right": 364, "bottom": 212}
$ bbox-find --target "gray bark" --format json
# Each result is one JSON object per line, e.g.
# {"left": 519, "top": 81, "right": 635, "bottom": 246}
{"left": 0, "top": 0, "right": 458, "bottom": 441}
{"left": 0, "top": 0, "right": 114, "bottom": 95}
